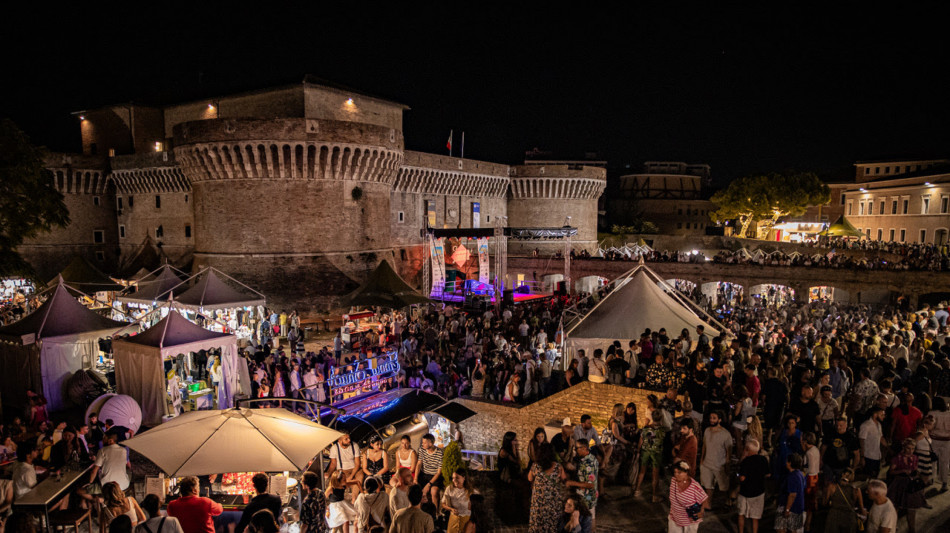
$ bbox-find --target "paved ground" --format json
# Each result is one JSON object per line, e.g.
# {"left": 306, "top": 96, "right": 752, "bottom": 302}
{"left": 485, "top": 478, "right": 950, "bottom": 533}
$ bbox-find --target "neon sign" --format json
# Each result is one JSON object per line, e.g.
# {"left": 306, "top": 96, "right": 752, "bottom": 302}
{"left": 328, "top": 356, "right": 400, "bottom": 403}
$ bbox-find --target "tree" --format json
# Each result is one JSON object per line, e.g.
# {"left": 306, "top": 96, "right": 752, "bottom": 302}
{"left": 0, "top": 119, "right": 70, "bottom": 277}
{"left": 710, "top": 171, "right": 830, "bottom": 238}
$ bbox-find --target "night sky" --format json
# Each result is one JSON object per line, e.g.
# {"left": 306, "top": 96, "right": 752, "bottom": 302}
{"left": 4, "top": 5, "right": 949, "bottom": 185}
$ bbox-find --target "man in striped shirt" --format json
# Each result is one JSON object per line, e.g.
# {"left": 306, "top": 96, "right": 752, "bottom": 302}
{"left": 414, "top": 433, "right": 444, "bottom": 513}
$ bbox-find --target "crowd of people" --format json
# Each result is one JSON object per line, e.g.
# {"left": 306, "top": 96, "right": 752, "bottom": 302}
{"left": 567, "top": 237, "right": 950, "bottom": 272}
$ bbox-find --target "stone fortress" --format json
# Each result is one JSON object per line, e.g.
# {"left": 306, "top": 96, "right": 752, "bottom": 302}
{"left": 20, "top": 76, "right": 607, "bottom": 311}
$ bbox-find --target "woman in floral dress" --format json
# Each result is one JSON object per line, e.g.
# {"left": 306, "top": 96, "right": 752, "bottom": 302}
{"left": 528, "top": 441, "right": 566, "bottom": 533}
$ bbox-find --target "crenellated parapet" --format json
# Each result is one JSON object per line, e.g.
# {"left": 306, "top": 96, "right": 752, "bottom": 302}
{"left": 110, "top": 153, "right": 189, "bottom": 194}
{"left": 44, "top": 153, "right": 110, "bottom": 194}
{"left": 509, "top": 164, "right": 606, "bottom": 199}
{"left": 172, "top": 118, "right": 403, "bottom": 185}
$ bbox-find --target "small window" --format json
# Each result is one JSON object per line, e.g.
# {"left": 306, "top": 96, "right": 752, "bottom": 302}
{"left": 93, "top": 230, "right": 104, "bottom": 244}
{"left": 867, "top": 202, "right": 873, "bottom": 215}
{"left": 859, "top": 202, "right": 865, "bottom": 215}
{"left": 184, "top": 194, "right": 188, "bottom": 203}
{"left": 864, "top": 168, "right": 870, "bottom": 175}
{"left": 922, "top": 197, "right": 930, "bottom": 214}
{"left": 921, "top": 229, "right": 927, "bottom": 243}
{"left": 108, "top": 148, "right": 116, "bottom": 157}
{"left": 866, "top": 228, "right": 871, "bottom": 238}
{"left": 880, "top": 200, "right": 885, "bottom": 214}
{"left": 840, "top": 194, "right": 846, "bottom": 205}
{"left": 877, "top": 229, "right": 883, "bottom": 241}
{"left": 847, "top": 202, "right": 853, "bottom": 215}
{"left": 155, "top": 195, "right": 161, "bottom": 209}
{"left": 942, "top": 196, "right": 949, "bottom": 214}
{"left": 95, "top": 251, "right": 105, "bottom": 262}
{"left": 117, "top": 197, "right": 123, "bottom": 210}
{"left": 892, "top": 200, "right": 898, "bottom": 214}
{"left": 119, "top": 225, "right": 125, "bottom": 238}
{"left": 902, "top": 199, "right": 909, "bottom": 214}
{"left": 155, "top": 225, "right": 164, "bottom": 239}
{"left": 889, "top": 229, "right": 895, "bottom": 241}
{"left": 885, "top": 166, "right": 890, "bottom": 173}
{"left": 875, "top": 167, "right": 880, "bottom": 174}
{"left": 185, "top": 224, "right": 192, "bottom": 238}
{"left": 397, "top": 211, "right": 405, "bottom": 223}
{"left": 128, "top": 196, "right": 134, "bottom": 207}
{"left": 486, "top": 215, "right": 491, "bottom": 223}
{"left": 93, "top": 196, "right": 100, "bottom": 207}
{"left": 900, "top": 229, "right": 906, "bottom": 242}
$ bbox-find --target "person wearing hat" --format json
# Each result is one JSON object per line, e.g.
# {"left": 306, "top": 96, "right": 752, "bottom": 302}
{"left": 551, "top": 418, "right": 576, "bottom": 466}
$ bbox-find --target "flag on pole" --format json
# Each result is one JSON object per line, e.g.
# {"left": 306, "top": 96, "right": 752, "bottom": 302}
{"left": 447, "top": 130, "right": 453, "bottom": 152}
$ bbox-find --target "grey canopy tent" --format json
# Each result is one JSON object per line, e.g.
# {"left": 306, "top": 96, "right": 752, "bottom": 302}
{"left": 117, "top": 265, "right": 188, "bottom": 306}
{"left": 563, "top": 263, "right": 721, "bottom": 369}
{"left": 50, "top": 255, "right": 124, "bottom": 292}
{"left": 0, "top": 280, "right": 130, "bottom": 412}
{"left": 173, "top": 268, "right": 266, "bottom": 311}
{"left": 343, "top": 260, "right": 430, "bottom": 309}
{"left": 113, "top": 309, "right": 251, "bottom": 426}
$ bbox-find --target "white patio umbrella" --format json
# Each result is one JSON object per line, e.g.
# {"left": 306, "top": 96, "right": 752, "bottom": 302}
{"left": 124, "top": 407, "right": 344, "bottom": 477}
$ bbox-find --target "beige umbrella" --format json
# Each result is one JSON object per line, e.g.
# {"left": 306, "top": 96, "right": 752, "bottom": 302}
{"left": 124, "top": 407, "right": 343, "bottom": 477}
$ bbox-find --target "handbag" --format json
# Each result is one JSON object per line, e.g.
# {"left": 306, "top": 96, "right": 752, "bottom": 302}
{"left": 836, "top": 484, "right": 865, "bottom": 531}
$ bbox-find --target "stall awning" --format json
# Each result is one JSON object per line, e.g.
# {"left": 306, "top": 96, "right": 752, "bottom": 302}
{"left": 431, "top": 402, "right": 477, "bottom": 424}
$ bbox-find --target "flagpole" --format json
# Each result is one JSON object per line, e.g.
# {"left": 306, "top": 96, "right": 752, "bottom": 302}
{"left": 461, "top": 131, "right": 465, "bottom": 159}
{"left": 448, "top": 129, "right": 453, "bottom": 157}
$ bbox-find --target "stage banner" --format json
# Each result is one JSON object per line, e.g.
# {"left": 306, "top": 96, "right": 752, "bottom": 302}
{"left": 477, "top": 237, "right": 490, "bottom": 284}
{"left": 472, "top": 202, "right": 480, "bottom": 228}
{"left": 430, "top": 237, "right": 446, "bottom": 296}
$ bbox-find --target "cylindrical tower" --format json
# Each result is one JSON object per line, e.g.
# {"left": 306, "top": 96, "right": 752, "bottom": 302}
{"left": 506, "top": 164, "right": 606, "bottom": 254}
{"left": 173, "top": 118, "right": 403, "bottom": 311}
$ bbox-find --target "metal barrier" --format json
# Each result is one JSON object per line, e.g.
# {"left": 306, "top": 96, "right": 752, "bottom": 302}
{"left": 461, "top": 449, "right": 498, "bottom": 471}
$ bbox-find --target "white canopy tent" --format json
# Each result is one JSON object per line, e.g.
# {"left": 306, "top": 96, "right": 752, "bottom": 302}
{"left": 113, "top": 310, "right": 251, "bottom": 426}
{"left": 124, "top": 407, "right": 344, "bottom": 477}
{"left": 563, "top": 263, "right": 722, "bottom": 369}
{"left": 0, "top": 280, "right": 129, "bottom": 412}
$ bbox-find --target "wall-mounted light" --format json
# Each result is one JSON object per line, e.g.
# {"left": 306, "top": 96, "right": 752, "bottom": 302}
{"left": 925, "top": 182, "right": 932, "bottom": 186}
{"left": 859, "top": 188, "right": 866, "bottom": 192}
{"left": 346, "top": 98, "right": 354, "bottom": 105}
{"left": 79, "top": 115, "right": 86, "bottom": 121}
{"left": 208, "top": 104, "right": 215, "bottom": 110}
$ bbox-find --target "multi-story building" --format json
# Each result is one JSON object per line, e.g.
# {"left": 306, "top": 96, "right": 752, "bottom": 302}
{"left": 842, "top": 159, "right": 950, "bottom": 244}
{"left": 604, "top": 161, "right": 714, "bottom": 234}
{"left": 18, "top": 76, "right": 606, "bottom": 310}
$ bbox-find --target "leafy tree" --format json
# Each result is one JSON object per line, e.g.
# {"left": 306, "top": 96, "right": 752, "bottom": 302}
{"left": 710, "top": 171, "right": 830, "bottom": 238}
{"left": 0, "top": 119, "right": 69, "bottom": 277}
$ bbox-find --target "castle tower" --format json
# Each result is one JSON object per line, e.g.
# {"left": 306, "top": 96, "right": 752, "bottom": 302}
{"left": 173, "top": 113, "right": 404, "bottom": 311}
{"left": 506, "top": 163, "right": 606, "bottom": 253}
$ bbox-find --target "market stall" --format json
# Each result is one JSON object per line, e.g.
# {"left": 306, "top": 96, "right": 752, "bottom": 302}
{"left": 124, "top": 407, "right": 343, "bottom": 522}
{"left": 113, "top": 310, "right": 251, "bottom": 425}
{"left": 172, "top": 268, "right": 266, "bottom": 343}
{"left": 340, "top": 310, "right": 385, "bottom": 350}
{"left": 116, "top": 265, "right": 188, "bottom": 321}
{"left": 0, "top": 280, "right": 130, "bottom": 413}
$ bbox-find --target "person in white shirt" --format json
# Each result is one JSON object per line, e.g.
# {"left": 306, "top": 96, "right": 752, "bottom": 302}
{"left": 12, "top": 443, "right": 40, "bottom": 498}
{"left": 90, "top": 432, "right": 131, "bottom": 491}
{"left": 136, "top": 494, "right": 185, "bottom": 533}
{"left": 327, "top": 433, "right": 363, "bottom": 495}
{"left": 866, "top": 479, "right": 897, "bottom": 533}
{"left": 587, "top": 349, "right": 607, "bottom": 383}
{"left": 860, "top": 407, "right": 886, "bottom": 479}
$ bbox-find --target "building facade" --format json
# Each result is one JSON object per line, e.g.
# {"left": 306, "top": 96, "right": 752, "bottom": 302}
{"left": 842, "top": 159, "right": 950, "bottom": 244}
{"left": 19, "top": 77, "right": 605, "bottom": 310}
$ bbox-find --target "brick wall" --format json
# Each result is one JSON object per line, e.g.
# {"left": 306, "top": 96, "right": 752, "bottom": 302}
{"left": 456, "top": 382, "right": 653, "bottom": 456}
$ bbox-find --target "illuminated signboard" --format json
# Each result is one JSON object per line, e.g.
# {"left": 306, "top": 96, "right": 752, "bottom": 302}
{"left": 328, "top": 356, "right": 400, "bottom": 403}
